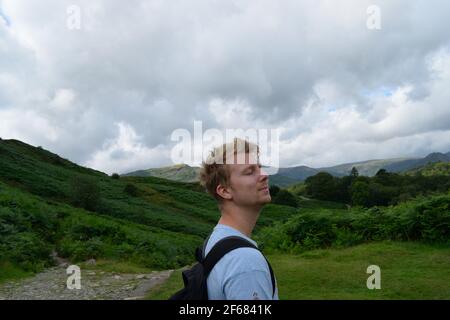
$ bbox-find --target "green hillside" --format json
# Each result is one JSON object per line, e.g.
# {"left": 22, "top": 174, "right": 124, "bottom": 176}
{"left": 124, "top": 164, "right": 200, "bottom": 183}
{"left": 0, "top": 139, "right": 218, "bottom": 238}
{"left": 0, "top": 180, "right": 200, "bottom": 275}
{"left": 0, "top": 139, "right": 297, "bottom": 282}
{"left": 404, "top": 161, "right": 450, "bottom": 177}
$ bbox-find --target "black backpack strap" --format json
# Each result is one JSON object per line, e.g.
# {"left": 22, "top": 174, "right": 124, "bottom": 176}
{"left": 202, "top": 236, "right": 276, "bottom": 298}
{"left": 202, "top": 233, "right": 213, "bottom": 259}
{"left": 263, "top": 256, "right": 276, "bottom": 298}
{"left": 195, "top": 233, "right": 212, "bottom": 263}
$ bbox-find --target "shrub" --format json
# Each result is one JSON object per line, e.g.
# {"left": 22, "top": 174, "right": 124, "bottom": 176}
{"left": 255, "top": 222, "right": 294, "bottom": 253}
{"left": 124, "top": 183, "right": 139, "bottom": 197}
{"left": 272, "top": 190, "right": 298, "bottom": 208}
{"left": 58, "top": 238, "right": 105, "bottom": 262}
{"left": 0, "top": 232, "right": 52, "bottom": 272}
{"left": 111, "top": 173, "right": 120, "bottom": 179}
{"left": 70, "top": 175, "right": 100, "bottom": 211}
{"left": 269, "top": 185, "right": 281, "bottom": 198}
{"left": 257, "top": 194, "right": 450, "bottom": 253}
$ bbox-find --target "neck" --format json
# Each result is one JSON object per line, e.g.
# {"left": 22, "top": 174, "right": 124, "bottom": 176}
{"left": 218, "top": 203, "right": 261, "bottom": 237}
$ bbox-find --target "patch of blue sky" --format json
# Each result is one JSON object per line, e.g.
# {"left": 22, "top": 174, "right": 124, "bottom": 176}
{"left": 0, "top": 8, "right": 11, "bottom": 27}
{"left": 326, "top": 105, "right": 337, "bottom": 113}
{"left": 361, "top": 86, "right": 394, "bottom": 98}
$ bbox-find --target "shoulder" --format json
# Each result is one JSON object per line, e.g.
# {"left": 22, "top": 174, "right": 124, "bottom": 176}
{"left": 220, "top": 247, "right": 269, "bottom": 274}
{"left": 219, "top": 249, "right": 276, "bottom": 300}
{"left": 206, "top": 244, "right": 276, "bottom": 300}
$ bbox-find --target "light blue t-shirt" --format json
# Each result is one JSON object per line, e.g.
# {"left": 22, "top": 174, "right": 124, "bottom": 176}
{"left": 204, "top": 224, "right": 279, "bottom": 300}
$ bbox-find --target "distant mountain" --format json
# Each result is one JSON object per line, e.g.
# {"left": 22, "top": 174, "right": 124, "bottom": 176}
{"left": 124, "top": 163, "right": 303, "bottom": 187}
{"left": 319, "top": 157, "right": 414, "bottom": 177}
{"left": 269, "top": 158, "right": 414, "bottom": 186}
{"left": 266, "top": 173, "right": 300, "bottom": 188}
{"left": 273, "top": 152, "right": 450, "bottom": 186}
{"left": 276, "top": 165, "right": 321, "bottom": 180}
{"left": 124, "top": 163, "right": 200, "bottom": 183}
{"left": 384, "top": 152, "right": 450, "bottom": 173}
{"left": 125, "top": 151, "right": 450, "bottom": 187}
{"left": 269, "top": 166, "right": 321, "bottom": 187}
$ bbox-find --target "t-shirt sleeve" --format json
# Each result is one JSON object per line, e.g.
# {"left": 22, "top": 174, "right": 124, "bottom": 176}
{"left": 223, "top": 269, "right": 274, "bottom": 300}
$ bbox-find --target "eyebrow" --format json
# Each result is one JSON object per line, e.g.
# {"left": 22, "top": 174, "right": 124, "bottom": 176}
{"left": 241, "top": 164, "right": 260, "bottom": 173}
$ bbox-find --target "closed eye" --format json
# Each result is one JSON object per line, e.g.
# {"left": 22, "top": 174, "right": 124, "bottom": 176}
{"left": 244, "top": 164, "right": 261, "bottom": 175}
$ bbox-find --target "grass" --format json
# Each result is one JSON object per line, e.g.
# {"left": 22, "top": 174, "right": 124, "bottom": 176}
{"left": 145, "top": 269, "right": 186, "bottom": 300}
{"left": 272, "top": 241, "right": 450, "bottom": 299}
{"left": 0, "top": 261, "right": 33, "bottom": 285}
{"left": 144, "top": 241, "right": 450, "bottom": 300}
{"left": 77, "top": 259, "right": 155, "bottom": 274}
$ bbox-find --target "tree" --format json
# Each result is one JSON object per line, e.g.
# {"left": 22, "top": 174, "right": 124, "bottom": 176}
{"left": 70, "top": 175, "right": 100, "bottom": 211}
{"left": 369, "top": 182, "right": 395, "bottom": 206}
{"left": 111, "top": 173, "right": 120, "bottom": 179}
{"left": 350, "top": 167, "right": 359, "bottom": 178}
{"left": 375, "top": 168, "right": 387, "bottom": 177}
{"left": 351, "top": 181, "right": 370, "bottom": 207}
{"left": 374, "top": 169, "right": 401, "bottom": 187}
{"left": 272, "top": 190, "right": 298, "bottom": 208}
{"left": 269, "top": 185, "right": 280, "bottom": 198}
{"left": 124, "top": 183, "right": 138, "bottom": 197}
{"left": 305, "top": 172, "right": 337, "bottom": 200}
{"left": 335, "top": 175, "right": 352, "bottom": 203}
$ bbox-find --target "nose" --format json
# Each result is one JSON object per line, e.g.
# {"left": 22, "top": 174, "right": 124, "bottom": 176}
{"left": 259, "top": 167, "right": 269, "bottom": 180}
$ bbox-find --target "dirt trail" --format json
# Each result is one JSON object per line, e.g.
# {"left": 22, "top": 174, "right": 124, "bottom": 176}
{"left": 0, "top": 263, "right": 173, "bottom": 300}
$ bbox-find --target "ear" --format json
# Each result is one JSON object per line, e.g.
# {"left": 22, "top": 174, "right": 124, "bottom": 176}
{"left": 216, "top": 184, "right": 233, "bottom": 201}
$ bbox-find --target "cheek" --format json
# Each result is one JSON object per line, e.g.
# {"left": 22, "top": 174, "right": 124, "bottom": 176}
{"left": 232, "top": 177, "right": 256, "bottom": 194}
{"left": 244, "top": 178, "right": 259, "bottom": 193}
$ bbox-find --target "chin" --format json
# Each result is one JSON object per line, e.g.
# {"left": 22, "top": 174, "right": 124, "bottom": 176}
{"left": 261, "top": 195, "right": 272, "bottom": 204}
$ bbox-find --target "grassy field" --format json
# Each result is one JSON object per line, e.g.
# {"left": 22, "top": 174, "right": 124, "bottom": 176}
{"left": 145, "top": 241, "right": 450, "bottom": 300}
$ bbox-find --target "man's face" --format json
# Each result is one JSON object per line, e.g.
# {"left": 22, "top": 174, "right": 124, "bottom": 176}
{"left": 226, "top": 152, "right": 271, "bottom": 208}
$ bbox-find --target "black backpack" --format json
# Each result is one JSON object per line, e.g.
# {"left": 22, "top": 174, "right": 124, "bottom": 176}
{"left": 169, "top": 236, "right": 276, "bottom": 300}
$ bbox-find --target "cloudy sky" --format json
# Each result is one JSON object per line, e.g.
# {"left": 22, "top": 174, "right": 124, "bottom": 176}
{"left": 1, "top": 0, "right": 450, "bottom": 174}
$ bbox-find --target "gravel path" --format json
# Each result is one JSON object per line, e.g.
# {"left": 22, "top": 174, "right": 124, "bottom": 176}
{"left": 0, "top": 264, "right": 173, "bottom": 300}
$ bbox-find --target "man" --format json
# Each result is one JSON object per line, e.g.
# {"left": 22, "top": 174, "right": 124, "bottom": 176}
{"left": 199, "top": 137, "right": 279, "bottom": 300}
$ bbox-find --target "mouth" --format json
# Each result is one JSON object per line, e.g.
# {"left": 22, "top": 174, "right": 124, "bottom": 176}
{"left": 259, "top": 185, "right": 269, "bottom": 192}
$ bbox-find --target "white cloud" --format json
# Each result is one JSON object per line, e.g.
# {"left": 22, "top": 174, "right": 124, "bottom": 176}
{"left": 85, "top": 122, "right": 170, "bottom": 174}
{"left": 0, "top": 108, "right": 60, "bottom": 142}
{"left": 50, "top": 88, "right": 76, "bottom": 111}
